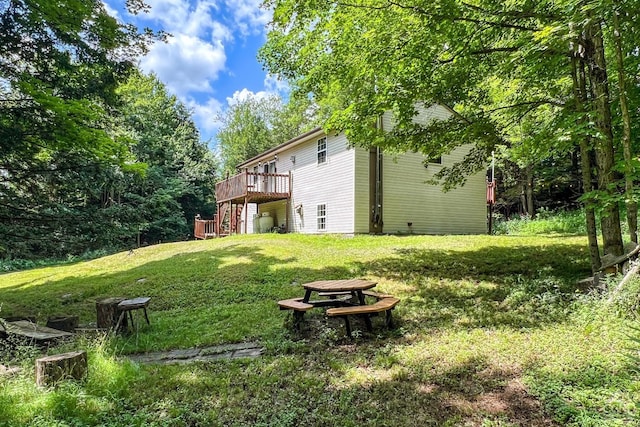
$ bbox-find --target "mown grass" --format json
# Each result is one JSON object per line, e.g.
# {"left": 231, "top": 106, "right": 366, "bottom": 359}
{"left": 1, "top": 233, "right": 639, "bottom": 426}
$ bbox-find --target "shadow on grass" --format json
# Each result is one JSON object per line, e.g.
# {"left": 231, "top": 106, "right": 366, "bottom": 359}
{"left": 0, "top": 237, "right": 593, "bottom": 349}
{"left": 351, "top": 243, "right": 591, "bottom": 331}
{"left": 0, "top": 243, "right": 357, "bottom": 351}
{"left": 105, "top": 349, "right": 560, "bottom": 426}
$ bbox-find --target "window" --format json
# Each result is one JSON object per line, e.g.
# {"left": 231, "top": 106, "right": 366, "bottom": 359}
{"left": 317, "top": 137, "right": 327, "bottom": 164}
{"left": 424, "top": 155, "right": 442, "bottom": 168}
{"left": 317, "top": 204, "right": 326, "bottom": 231}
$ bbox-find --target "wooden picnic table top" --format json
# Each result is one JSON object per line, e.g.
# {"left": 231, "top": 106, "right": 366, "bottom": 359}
{"left": 302, "top": 279, "right": 377, "bottom": 292}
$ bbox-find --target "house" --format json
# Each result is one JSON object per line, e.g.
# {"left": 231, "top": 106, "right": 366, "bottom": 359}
{"left": 196, "top": 104, "right": 487, "bottom": 238}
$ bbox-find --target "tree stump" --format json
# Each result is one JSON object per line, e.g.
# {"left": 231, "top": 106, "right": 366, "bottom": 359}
{"left": 35, "top": 351, "right": 87, "bottom": 387}
{"left": 46, "top": 315, "right": 79, "bottom": 332}
{"left": 96, "top": 297, "right": 126, "bottom": 331}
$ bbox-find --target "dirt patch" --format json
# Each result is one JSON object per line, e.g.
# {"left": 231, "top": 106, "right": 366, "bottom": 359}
{"left": 441, "top": 367, "right": 557, "bottom": 426}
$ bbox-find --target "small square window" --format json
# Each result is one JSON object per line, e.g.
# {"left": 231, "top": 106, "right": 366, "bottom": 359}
{"left": 317, "top": 137, "right": 327, "bottom": 164}
{"left": 317, "top": 204, "right": 326, "bottom": 231}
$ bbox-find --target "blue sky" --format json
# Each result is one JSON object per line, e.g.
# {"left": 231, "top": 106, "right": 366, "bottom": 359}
{"left": 103, "top": 0, "right": 286, "bottom": 147}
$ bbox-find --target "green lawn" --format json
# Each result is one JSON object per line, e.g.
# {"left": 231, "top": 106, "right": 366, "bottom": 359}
{"left": 1, "top": 234, "right": 638, "bottom": 426}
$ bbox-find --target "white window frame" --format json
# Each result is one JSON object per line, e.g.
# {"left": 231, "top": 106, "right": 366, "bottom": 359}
{"left": 317, "top": 137, "right": 327, "bottom": 165}
{"left": 317, "top": 203, "right": 327, "bottom": 231}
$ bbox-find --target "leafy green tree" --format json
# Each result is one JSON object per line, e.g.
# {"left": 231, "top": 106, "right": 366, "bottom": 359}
{"left": 115, "top": 72, "right": 218, "bottom": 243}
{"left": 216, "top": 93, "right": 317, "bottom": 175}
{"left": 0, "top": 0, "right": 163, "bottom": 259}
{"left": 260, "top": 0, "right": 640, "bottom": 270}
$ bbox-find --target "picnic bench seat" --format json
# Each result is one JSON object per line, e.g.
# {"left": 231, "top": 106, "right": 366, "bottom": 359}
{"left": 362, "top": 290, "right": 393, "bottom": 299}
{"left": 278, "top": 298, "right": 314, "bottom": 311}
{"left": 278, "top": 298, "right": 314, "bottom": 329}
{"left": 327, "top": 297, "right": 400, "bottom": 337}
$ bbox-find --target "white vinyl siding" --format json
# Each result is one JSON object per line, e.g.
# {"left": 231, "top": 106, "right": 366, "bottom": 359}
{"left": 288, "top": 132, "right": 356, "bottom": 233}
{"left": 379, "top": 104, "right": 486, "bottom": 234}
{"left": 353, "top": 146, "right": 371, "bottom": 233}
{"left": 382, "top": 147, "right": 486, "bottom": 234}
{"left": 239, "top": 103, "right": 485, "bottom": 236}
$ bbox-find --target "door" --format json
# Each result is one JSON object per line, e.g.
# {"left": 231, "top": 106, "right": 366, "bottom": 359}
{"left": 264, "top": 161, "right": 276, "bottom": 192}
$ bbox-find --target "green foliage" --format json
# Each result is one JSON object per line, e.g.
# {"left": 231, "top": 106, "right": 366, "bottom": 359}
{"left": 216, "top": 93, "right": 317, "bottom": 174}
{"left": 494, "top": 209, "right": 587, "bottom": 235}
{"left": 0, "top": 0, "right": 170, "bottom": 260}
{"left": 0, "top": 69, "right": 217, "bottom": 260}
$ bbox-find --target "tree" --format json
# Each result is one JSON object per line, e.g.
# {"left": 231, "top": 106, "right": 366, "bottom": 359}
{"left": 0, "top": 0, "right": 163, "bottom": 258}
{"left": 216, "top": 93, "right": 317, "bottom": 175}
{"left": 260, "top": 0, "right": 639, "bottom": 270}
{"left": 115, "top": 72, "right": 218, "bottom": 243}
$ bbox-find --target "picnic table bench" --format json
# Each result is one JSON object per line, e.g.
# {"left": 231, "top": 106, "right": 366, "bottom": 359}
{"left": 327, "top": 297, "right": 400, "bottom": 337}
{"left": 278, "top": 279, "right": 400, "bottom": 337}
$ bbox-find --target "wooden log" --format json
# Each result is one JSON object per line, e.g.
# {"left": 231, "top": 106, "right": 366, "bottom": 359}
{"left": 46, "top": 315, "right": 79, "bottom": 332}
{"left": 35, "top": 351, "right": 87, "bottom": 387}
{"left": 96, "top": 297, "right": 126, "bottom": 331}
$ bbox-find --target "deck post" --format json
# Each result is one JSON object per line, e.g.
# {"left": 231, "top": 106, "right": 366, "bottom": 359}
{"left": 244, "top": 197, "right": 248, "bottom": 234}
{"left": 285, "top": 197, "right": 290, "bottom": 233}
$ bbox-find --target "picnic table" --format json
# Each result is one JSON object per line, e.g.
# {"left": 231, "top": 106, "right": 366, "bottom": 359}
{"left": 278, "top": 279, "right": 399, "bottom": 337}
{"left": 301, "top": 279, "right": 377, "bottom": 306}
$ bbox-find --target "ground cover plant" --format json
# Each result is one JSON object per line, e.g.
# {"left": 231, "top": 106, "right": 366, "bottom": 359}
{"left": 1, "top": 234, "right": 638, "bottom": 426}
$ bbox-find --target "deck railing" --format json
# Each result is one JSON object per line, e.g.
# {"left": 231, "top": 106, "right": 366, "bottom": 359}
{"left": 194, "top": 217, "right": 216, "bottom": 239}
{"left": 215, "top": 171, "right": 291, "bottom": 202}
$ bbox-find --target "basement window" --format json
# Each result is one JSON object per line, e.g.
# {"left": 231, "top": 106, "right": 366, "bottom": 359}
{"left": 317, "top": 137, "right": 327, "bottom": 164}
{"left": 317, "top": 204, "right": 326, "bottom": 231}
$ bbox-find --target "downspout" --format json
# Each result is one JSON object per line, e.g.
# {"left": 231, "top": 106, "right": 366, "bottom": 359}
{"left": 373, "top": 115, "right": 383, "bottom": 232}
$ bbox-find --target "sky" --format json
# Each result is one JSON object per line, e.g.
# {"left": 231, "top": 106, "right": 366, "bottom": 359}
{"left": 103, "top": 0, "right": 286, "bottom": 147}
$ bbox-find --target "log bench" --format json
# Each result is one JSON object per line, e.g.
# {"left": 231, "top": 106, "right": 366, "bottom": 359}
{"left": 326, "top": 297, "right": 400, "bottom": 338}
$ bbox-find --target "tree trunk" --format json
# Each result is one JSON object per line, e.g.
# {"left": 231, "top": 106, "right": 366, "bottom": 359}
{"left": 584, "top": 20, "right": 623, "bottom": 256}
{"left": 36, "top": 351, "right": 87, "bottom": 387}
{"left": 572, "top": 41, "right": 601, "bottom": 272}
{"left": 525, "top": 165, "right": 535, "bottom": 219}
{"left": 96, "top": 297, "right": 126, "bottom": 331}
{"left": 613, "top": 8, "right": 637, "bottom": 243}
{"left": 46, "top": 316, "right": 79, "bottom": 332}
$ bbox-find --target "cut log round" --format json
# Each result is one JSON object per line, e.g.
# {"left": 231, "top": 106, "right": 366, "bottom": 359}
{"left": 46, "top": 315, "right": 79, "bottom": 332}
{"left": 35, "top": 351, "right": 87, "bottom": 387}
{"left": 96, "top": 297, "right": 126, "bottom": 331}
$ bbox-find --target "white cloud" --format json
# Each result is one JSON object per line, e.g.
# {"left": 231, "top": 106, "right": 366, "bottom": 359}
{"left": 226, "top": 88, "right": 271, "bottom": 105}
{"left": 140, "top": 34, "right": 226, "bottom": 96}
{"left": 223, "top": 0, "right": 271, "bottom": 35}
{"left": 102, "top": 1, "right": 120, "bottom": 19}
{"left": 264, "top": 74, "right": 289, "bottom": 95}
{"left": 187, "top": 97, "right": 223, "bottom": 135}
{"left": 141, "top": 0, "right": 234, "bottom": 40}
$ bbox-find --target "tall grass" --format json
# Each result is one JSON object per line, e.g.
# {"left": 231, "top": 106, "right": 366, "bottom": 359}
{"left": 494, "top": 208, "right": 587, "bottom": 235}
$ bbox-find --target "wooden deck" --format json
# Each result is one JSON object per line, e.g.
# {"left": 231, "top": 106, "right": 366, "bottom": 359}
{"left": 215, "top": 171, "right": 291, "bottom": 204}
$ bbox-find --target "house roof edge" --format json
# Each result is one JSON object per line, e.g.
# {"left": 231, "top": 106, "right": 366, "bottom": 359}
{"left": 236, "top": 126, "right": 324, "bottom": 169}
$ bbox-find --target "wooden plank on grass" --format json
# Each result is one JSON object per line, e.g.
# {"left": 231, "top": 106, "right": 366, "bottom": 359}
{"left": 5, "top": 320, "right": 73, "bottom": 342}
